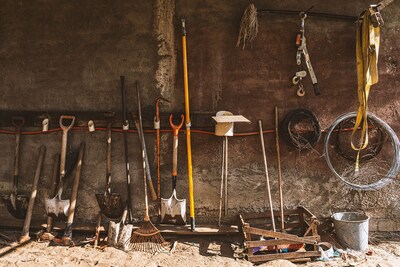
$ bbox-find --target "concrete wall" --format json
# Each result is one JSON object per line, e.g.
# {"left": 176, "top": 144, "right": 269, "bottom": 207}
{"left": 0, "top": 0, "right": 399, "bottom": 230}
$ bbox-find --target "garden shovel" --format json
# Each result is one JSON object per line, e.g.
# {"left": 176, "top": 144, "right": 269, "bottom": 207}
{"left": 95, "top": 121, "right": 123, "bottom": 219}
{"left": 160, "top": 114, "right": 186, "bottom": 225}
{"left": 45, "top": 115, "right": 75, "bottom": 220}
{"left": 2, "top": 117, "right": 29, "bottom": 219}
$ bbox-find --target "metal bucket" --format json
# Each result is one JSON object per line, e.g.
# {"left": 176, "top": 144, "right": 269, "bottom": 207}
{"left": 332, "top": 212, "right": 370, "bottom": 251}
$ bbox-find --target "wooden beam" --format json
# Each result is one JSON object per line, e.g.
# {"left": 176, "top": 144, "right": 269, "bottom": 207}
{"left": 245, "top": 239, "right": 304, "bottom": 248}
{"left": 247, "top": 251, "right": 321, "bottom": 262}
{"left": 243, "top": 226, "right": 318, "bottom": 245}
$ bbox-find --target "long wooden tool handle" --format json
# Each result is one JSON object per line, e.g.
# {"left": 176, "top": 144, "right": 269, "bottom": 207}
{"left": 12, "top": 117, "right": 24, "bottom": 194}
{"left": 218, "top": 138, "right": 225, "bottom": 227}
{"left": 20, "top": 146, "right": 46, "bottom": 241}
{"left": 275, "top": 107, "right": 285, "bottom": 231}
{"left": 106, "top": 122, "right": 112, "bottom": 192}
{"left": 135, "top": 119, "right": 157, "bottom": 201}
{"left": 12, "top": 117, "right": 24, "bottom": 179}
{"left": 172, "top": 134, "right": 178, "bottom": 188}
{"left": 46, "top": 154, "right": 60, "bottom": 233}
{"left": 136, "top": 84, "right": 157, "bottom": 201}
{"left": 120, "top": 76, "right": 133, "bottom": 223}
{"left": 137, "top": 122, "right": 150, "bottom": 220}
{"left": 64, "top": 142, "right": 85, "bottom": 238}
{"left": 169, "top": 114, "right": 184, "bottom": 187}
{"left": 224, "top": 136, "right": 228, "bottom": 216}
{"left": 258, "top": 120, "right": 276, "bottom": 232}
{"left": 59, "top": 115, "right": 75, "bottom": 179}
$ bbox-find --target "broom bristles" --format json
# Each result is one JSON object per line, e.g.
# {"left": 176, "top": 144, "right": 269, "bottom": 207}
{"left": 125, "top": 220, "right": 169, "bottom": 253}
{"left": 237, "top": 3, "right": 259, "bottom": 49}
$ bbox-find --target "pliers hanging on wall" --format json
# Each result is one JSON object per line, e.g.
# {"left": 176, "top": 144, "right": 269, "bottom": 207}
{"left": 292, "top": 12, "right": 320, "bottom": 96}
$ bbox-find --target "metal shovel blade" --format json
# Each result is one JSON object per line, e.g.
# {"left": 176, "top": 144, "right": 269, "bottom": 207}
{"left": 44, "top": 197, "right": 70, "bottom": 221}
{"left": 107, "top": 220, "right": 121, "bottom": 247}
{"left": 160, "top": 190, "right": 186, "bottom": 225}
{"left": 95, "top": 193, "right": 123, "bottom": 219}
{"left": 1, "top": 193, "right": 28, "bottom": 219}
{"left": 116, "top": 223, "right": 133, "bottom": 251}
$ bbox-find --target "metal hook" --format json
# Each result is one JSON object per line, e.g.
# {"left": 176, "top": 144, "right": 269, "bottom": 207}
{"left": 155, "top": 97, "right": 171, "bottom": 123}
{"left": 297, "top": 84, "right": 306, "bottom": 97}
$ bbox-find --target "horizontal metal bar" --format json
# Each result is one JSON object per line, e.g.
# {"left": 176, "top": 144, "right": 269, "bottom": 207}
{"left": 257, "top": 8, "right": 358, "bottom": 21}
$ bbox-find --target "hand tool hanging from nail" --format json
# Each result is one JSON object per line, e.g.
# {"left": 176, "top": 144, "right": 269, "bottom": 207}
{"left": 292, "top": 12, "right": 320, "bottom": 96}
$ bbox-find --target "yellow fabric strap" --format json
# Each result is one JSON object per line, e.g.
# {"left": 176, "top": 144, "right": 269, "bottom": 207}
{"left": 351, "top": 10, "right": 380, "bottom": 171}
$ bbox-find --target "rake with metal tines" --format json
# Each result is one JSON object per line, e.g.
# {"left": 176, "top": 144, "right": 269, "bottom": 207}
{"left": 126, "top": 84, "right": 169, "bottom": 254}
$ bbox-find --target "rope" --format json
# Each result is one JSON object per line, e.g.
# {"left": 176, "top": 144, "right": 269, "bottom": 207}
{"left": 324, "top": 112, "right": 400, "bottom": 190}
{"left": 236, "top": 4, "right": 259, "bottom": 49}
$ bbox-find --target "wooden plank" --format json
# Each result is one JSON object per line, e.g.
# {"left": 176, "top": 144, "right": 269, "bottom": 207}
{"left": 243, "top": 226, "right": 319, "bottom": 241}
{"left": 298, "top": 206, "right": 317, "bottom": 220}
{"left": 243, "top": 227, "right": 318, "bottom": 245}
{"left": 245, "top": 239, "right": 304, "bottom": 248}
{"left": 212, "top": 115, "right": 250, "bottom": 123}
{"left": 247, "top": 251, "right": 321, "bottom": 262}
{"left": 298, "top": 207, "right": 306, "bottom": 234}
{"left": 290, "top": 258, "right": 312, "bottom": 263}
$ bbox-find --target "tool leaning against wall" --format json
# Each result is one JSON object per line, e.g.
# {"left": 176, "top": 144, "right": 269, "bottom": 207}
{"left": 160, "top": 114, "right": 186, "bottom": 225}
{"left": 1, "top": 117, "right": 29, "bottom": 219}
{"left": 45, "top": 115, "right": 76, "bottom": 221}
{"left": 127, "top": 84, "right": 167, "bottom": 253}
{"left": 154, "top": 97, "right": 170, "bottom": 223}
{"left": 95, "top": 117, "right": 123, "bottom": 220}
{"left": 181, "top": 18, "right": 196, "bottom": 231}
{"left": 212, "top": 112, "right": 250, "bottom": 226}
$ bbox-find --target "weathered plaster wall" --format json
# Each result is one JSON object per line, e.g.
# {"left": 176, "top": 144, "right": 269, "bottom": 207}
{"left": 0, "top": 0, "right": 399, "bottom": 230}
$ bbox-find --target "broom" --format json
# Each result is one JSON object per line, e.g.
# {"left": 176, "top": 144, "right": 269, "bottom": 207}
{"left": 126, "top": 87, "right": 168, "bottom": 254}
{"left": 236, "top": 3, "right": 259, "bottom": 49}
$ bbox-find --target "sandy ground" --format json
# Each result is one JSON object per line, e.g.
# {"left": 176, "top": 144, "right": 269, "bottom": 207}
{"left": 0, "top": 231, "right": 400, "bottom": 267}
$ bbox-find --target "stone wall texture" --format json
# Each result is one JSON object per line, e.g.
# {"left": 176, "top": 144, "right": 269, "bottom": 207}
{"left": 0, "top": 0, "right": 399, "bottom": 230}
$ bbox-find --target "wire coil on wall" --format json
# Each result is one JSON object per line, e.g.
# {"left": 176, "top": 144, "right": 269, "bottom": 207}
{"left": 334, "top": 116, "right": 385, "bottom": 162}
{"left": 324, "top": 112, "right": 400, "bottom": 190}
{"left": 281, "top": 108, "right": 321, "bottom": 150}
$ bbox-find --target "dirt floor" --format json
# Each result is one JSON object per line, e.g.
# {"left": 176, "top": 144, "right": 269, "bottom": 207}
{"left": 0, "top": 231, "right": 400, "bottom": 267}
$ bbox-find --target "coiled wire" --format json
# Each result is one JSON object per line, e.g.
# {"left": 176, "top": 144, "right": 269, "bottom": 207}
{"left": 281, "top": 108, "right": 321, "bottom": 150}
{"left": 324, "top": 112, "right": 400, "bottom": 190}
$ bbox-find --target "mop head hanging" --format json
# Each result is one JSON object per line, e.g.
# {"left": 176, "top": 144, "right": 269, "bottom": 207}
{"left": 125, "top": 219, "right": 169, "bottom": 254}
{"left": 236, "top": 3, "right": 259, "bottom": 49}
